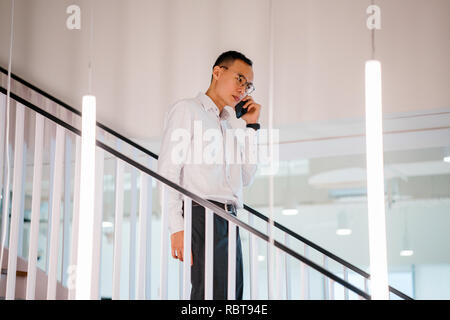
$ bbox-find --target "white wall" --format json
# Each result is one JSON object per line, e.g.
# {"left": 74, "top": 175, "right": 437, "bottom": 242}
{"left": 1, "top": 0, "right": 449, "bottom": 142}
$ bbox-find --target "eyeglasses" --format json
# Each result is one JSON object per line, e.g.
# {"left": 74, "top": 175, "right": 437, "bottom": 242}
{"left": 219, "top": 66, "right": 255, "bottom": 95}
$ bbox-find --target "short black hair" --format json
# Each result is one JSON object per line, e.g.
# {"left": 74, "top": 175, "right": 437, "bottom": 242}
{"left": 211, "top": 50, "right": 253, "bottom": 82}
{"left": 213, "top": 50, "right": 253, "bottom": 68}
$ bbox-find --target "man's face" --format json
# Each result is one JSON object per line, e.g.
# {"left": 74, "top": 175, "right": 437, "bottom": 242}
{"left": 214, "top": 59, "right": 254, "bottom": 108}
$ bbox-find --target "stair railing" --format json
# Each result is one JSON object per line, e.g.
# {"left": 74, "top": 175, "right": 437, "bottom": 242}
{"left": 0, "top": 66, "right": 412, "bottom": 300}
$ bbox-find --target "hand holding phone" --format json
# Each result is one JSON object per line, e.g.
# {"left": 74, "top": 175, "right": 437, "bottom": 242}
{"left": 235, "top": 99, "right": 248, "bottom": 119}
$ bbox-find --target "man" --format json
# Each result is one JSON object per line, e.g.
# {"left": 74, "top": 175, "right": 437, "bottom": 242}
{"left": 158, "top": 50, "right": 261, "bottom": 300}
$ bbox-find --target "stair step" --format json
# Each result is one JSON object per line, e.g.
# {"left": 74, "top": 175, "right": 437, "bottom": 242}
{"left": 1, "top": 268, "right": 27, "bottom": 277}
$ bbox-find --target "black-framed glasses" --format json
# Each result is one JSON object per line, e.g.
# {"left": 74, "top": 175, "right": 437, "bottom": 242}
{"left": 219, "top": 66, "right": 255, "bottom": 95}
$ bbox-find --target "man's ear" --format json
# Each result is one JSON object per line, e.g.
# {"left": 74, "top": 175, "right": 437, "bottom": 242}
{"left": 212, "top": 66, "right": 222, "bottom": 81}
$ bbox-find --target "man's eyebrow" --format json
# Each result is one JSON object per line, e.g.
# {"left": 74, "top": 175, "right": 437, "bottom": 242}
{"left": 238, "top": 73, "right": 250, "bottom": 82}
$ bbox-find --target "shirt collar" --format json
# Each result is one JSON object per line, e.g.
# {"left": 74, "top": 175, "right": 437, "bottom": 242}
{"left": 197, "top": 92, "right": 220, "bottom": 117}
{"left": 197, "top": 92, "right": 233, "bottom": 121}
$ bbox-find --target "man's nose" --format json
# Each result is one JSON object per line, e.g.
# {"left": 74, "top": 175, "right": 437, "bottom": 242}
{"left": 237, "top": 85, "right": 245, "bottom": 96}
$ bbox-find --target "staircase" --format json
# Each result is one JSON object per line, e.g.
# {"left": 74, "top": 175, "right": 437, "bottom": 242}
{"left": 0, "top": 66, "right": 412, "bottom": 300}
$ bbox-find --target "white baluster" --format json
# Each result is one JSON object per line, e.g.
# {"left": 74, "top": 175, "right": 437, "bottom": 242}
{"left": 323, "top": 255, "right": 329, "bottom": 300}
{"left": 0, "top": 93, "right": 5, "bottom": 224}
{"left": 47, "top": 125, "right": 65, "bottom": 299}
{"left": 5, "top": 102, "right": 24, "bottom": 299}
{"left": 343, "top": 266, "right": 349, "bottom": 300}
{"left": 300, "top": 244, "right": 310, "bottom": 300}
{"left": 5, "top": 101, "right": 24, "bottom": 299}
{"left": 0, "top": 93, "right": 8, "bottom": 265}
{"left": 112, "top": 156, "right": 125, "bottom": 300}
{"left": 159, "top": 185, "right": 169, "bottom": 299}
{"left": 204, "top": 207, "right": 213, "bottom": 300}
{"left": 275, "top": 247, "right": 283, "bottom": 299}
{"left": 68, "top": 135, "right": 81, "bottom": 300}
{"left": 26, "top": 114, "right": 44, "bottom": 300}
{"left": 248, "top": 212, "right": 258, "bottom": 300}
{"left": 183, "top": 196, "right": 192, "bottom": 300}
{"left": 145, "top": 158, "right": 153, "bottom": 299}
{"left": 18, "top": 143, "right": 27, "bottom": 258}
{"left": 227, "top": 219, "right": 236, "bottom": 300}
{"left": 129, "top": 164, "right": 138, "bottom": 299}
{"left": 61, "top": 135, "right": 72, "bottom": 288}
{"left": 285, "top": 234, "right": 292, "bottom": 300}
{"left": 91, "top": 141, "right": 104, "bottom": 299}
{"left": 46, "top": 138, "right": 55, "bottom": 274}
{"left": 137, "top": 170, "right": 149, "bottom": 299}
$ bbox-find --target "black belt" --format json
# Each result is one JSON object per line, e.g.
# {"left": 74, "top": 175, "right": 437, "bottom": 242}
{"left": 192, "top": 200, "right": 236, "bottom": 213}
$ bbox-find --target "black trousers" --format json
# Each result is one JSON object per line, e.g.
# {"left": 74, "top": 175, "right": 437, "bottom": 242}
{"left": 184, "top": 202, "right": 244, "bottom": 300}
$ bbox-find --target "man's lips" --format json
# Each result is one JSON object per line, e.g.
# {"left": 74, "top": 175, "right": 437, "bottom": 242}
{"left": 232, "top": 95, "right": 240, "bottom": 102}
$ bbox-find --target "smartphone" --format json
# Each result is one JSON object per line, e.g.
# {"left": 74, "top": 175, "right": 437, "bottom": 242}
{"left": 235, "top": 100, "right": 248, "bottom": 119}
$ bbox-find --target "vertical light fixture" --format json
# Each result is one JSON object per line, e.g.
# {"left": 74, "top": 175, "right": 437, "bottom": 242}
{"left": 336, "top": 211, "right": 352, "bottom": 236}
{"left": 365, "top": 1, "right": 389, "bottom": 300}
{"left": 75, "top": 3, "right": 96, "bottom": 300}
{"left": 282, "top": 162, "right": 299, "bottom": 216}
{"left": 443, "top": 147, "right": 450, "bottom": 163}
{"left": 400, "top": 210, "right": 413, "bottom": 257}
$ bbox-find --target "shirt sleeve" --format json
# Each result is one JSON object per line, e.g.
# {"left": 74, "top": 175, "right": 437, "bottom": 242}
{"left": 157, "top": 101, "right": 192, "bottom": 234}
{"left": 240, "top": 127, "right": 259, "bottom": 187}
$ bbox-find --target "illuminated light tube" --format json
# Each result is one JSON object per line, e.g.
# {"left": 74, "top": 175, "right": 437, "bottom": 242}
{"left": 365, "top": 60, "right": 389, "bottom": 300}
{"left": 400, "top": 250, "right": 414, "bottom": 257}
{"left": 444, "top": 156, "right": 450, "bottom": 163}
{"left": 336, "top": 228, "right": 352, "bottom": 236}
{"left": 282, "top": 208, "right": 298, "bottom": 216}
{"left": 75, "top": 95, "right": 97, "bottom": 300}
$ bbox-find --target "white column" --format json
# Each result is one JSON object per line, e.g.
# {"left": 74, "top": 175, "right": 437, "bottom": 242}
{"left": 183, "top": 196, "right": 192, "bottom": 300}
{"left": 112, "top": 156, "right": 124, "bottom": 300}
{"left": 159, "top": 185, "right": 169, "bottom": 299}
{"left": 46, "top": 125, "right": 65, "bottom": 300}
{"left": 68, "top": 135, "right": 81, "bottom": 300}
{"left": 5, "top": 102, "right": 25, "bottom": 300}
{"left": 227, "top": 220, "right": 237, "bottom": 300}
{"left": 26, "top": 114, "right": 44, "bottom": 300}
{"left": 204, "top": 207, "right": 214, "bottom": 300}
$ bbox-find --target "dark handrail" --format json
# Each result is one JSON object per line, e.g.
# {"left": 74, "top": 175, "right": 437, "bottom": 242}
{"left": 0, "top": 67, "right": 413, "bottom": 300}
{"left": 0, "top": 66, "right": 158, "bottom": 160}
{"left": 244, "top": 204, "right": 413, "bottom": 300}
{"left": 0, "top": 85, "right": 370, "bottom": 299}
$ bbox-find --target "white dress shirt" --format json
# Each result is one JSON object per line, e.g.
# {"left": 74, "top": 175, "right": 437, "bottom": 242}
{"left": 158, "top": 92, "right": 258, "bottom": 234}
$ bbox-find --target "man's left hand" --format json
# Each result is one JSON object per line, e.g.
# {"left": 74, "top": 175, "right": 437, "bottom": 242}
{"left": 239, "top": 96, "right": 261, "bottom": 124}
